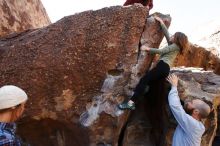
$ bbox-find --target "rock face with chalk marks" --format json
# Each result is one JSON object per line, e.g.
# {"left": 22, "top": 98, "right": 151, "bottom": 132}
{"left": 0, "top": 3, "right": 219, "bottom": 146}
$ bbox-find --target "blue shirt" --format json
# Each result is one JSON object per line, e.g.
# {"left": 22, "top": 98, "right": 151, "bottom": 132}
{"left": 168, "top": 87, "right": 205, "bottom": 146}
{"left": 0, "top": 122, "right": 21, "bottom": 146}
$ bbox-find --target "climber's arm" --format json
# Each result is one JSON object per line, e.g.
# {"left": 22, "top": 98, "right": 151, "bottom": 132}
{"left": 148, "top": 44, "right": 178, "bottom": 55}
{"left": 154, "top": 16, "right": 172, "bottom": 45}
{"left": 160, "top": 23, "right": 172, "bottom": 44}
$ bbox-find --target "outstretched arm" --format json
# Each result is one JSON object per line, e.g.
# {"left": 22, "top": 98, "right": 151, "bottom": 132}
{"left": 154, "top": 16, "right": 171, "bottom": 45}
{"left": 167, "top": 74, "right": 201, "bottom": 134}
{"left": 141, "top": 44, "right": 179, "bottom": 55}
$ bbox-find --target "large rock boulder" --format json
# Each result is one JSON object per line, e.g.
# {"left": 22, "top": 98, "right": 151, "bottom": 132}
{"left": 0, "top": 0, "right": 50, "bottom": 37}
{"left": 0, "top": 5, "right": 168, "bottom": 146}
{"left": 1, "top": 3, "right": 219, "bottom": 146}
{"left": 173, "top": 44, "right": 220, "bottom": 75}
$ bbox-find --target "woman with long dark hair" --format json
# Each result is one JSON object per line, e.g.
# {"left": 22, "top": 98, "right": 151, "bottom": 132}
{"left": 119, "top": 16, "right": 189, "bottom": 110}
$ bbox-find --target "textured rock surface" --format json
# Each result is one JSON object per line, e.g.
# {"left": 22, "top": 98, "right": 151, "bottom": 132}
{"left": 1, "top": 3, "right": 219, "bottom": 145}
{"left": 0, "top": 0, "right": 50, "bottom": 37}
{"left": 173, "top": 44, "right": 220, "bottom": 75}
{"left": 0, "top": 5, "right": 166, "bottom": 145}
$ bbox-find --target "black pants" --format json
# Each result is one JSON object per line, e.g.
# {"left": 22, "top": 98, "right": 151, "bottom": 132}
{"left": 131, "top": 60, "right": 170, "bottom": 102}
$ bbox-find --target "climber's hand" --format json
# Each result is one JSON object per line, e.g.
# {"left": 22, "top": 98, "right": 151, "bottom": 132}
{"left": 154, "top": 16, "right": 164, "bottom": 24}
{"left": 141, "top": 46, "right": 150, "bottom": 51}
{"left": 146, "top": 5, "right": 150, "bottom": 9}
{"left": 167, "top": 74, "right": 179, "bottom": 87}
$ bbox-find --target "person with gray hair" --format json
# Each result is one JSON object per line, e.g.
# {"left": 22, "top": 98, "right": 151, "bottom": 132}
{"left": 167, "top": 74, "right": 211, "bottom": 146}
{"left": 0, "top": 85, "right": 28, "bottom": 146}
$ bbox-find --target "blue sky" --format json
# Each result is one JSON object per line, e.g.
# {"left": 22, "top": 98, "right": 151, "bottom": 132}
{"left": 42, "top": 0, "right": 219, "bottom": 40}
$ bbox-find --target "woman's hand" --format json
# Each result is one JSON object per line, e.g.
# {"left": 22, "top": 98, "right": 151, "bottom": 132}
{"left": 167, "top": 74, "right": 179, "bottom": 87}
{"left": 141, "top": 46, "right": 150, "bottom": 51}
{"left": 154, "top": 16, "right": 164, "bottom": 24}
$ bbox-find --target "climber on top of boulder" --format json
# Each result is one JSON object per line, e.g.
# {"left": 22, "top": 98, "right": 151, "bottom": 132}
{"left": 123, "top": 0, "right": 153, "bottom": 10}
{"left": 119, "top": 16, "right": 189, "bottom": 110}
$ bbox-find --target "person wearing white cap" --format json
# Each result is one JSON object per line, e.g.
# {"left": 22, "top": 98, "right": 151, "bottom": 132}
{"left": 0, "top": 85, "right": 28, "bottom": 146}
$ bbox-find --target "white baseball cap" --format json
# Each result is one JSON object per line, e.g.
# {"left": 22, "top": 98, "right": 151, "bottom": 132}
{"left": 0, "top": 85, "right": 28, "bottom": 110}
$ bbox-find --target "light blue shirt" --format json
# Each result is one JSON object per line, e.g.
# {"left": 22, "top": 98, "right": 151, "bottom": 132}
{"left": 168, "top": 86, "right": 205, "bottom": 146}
